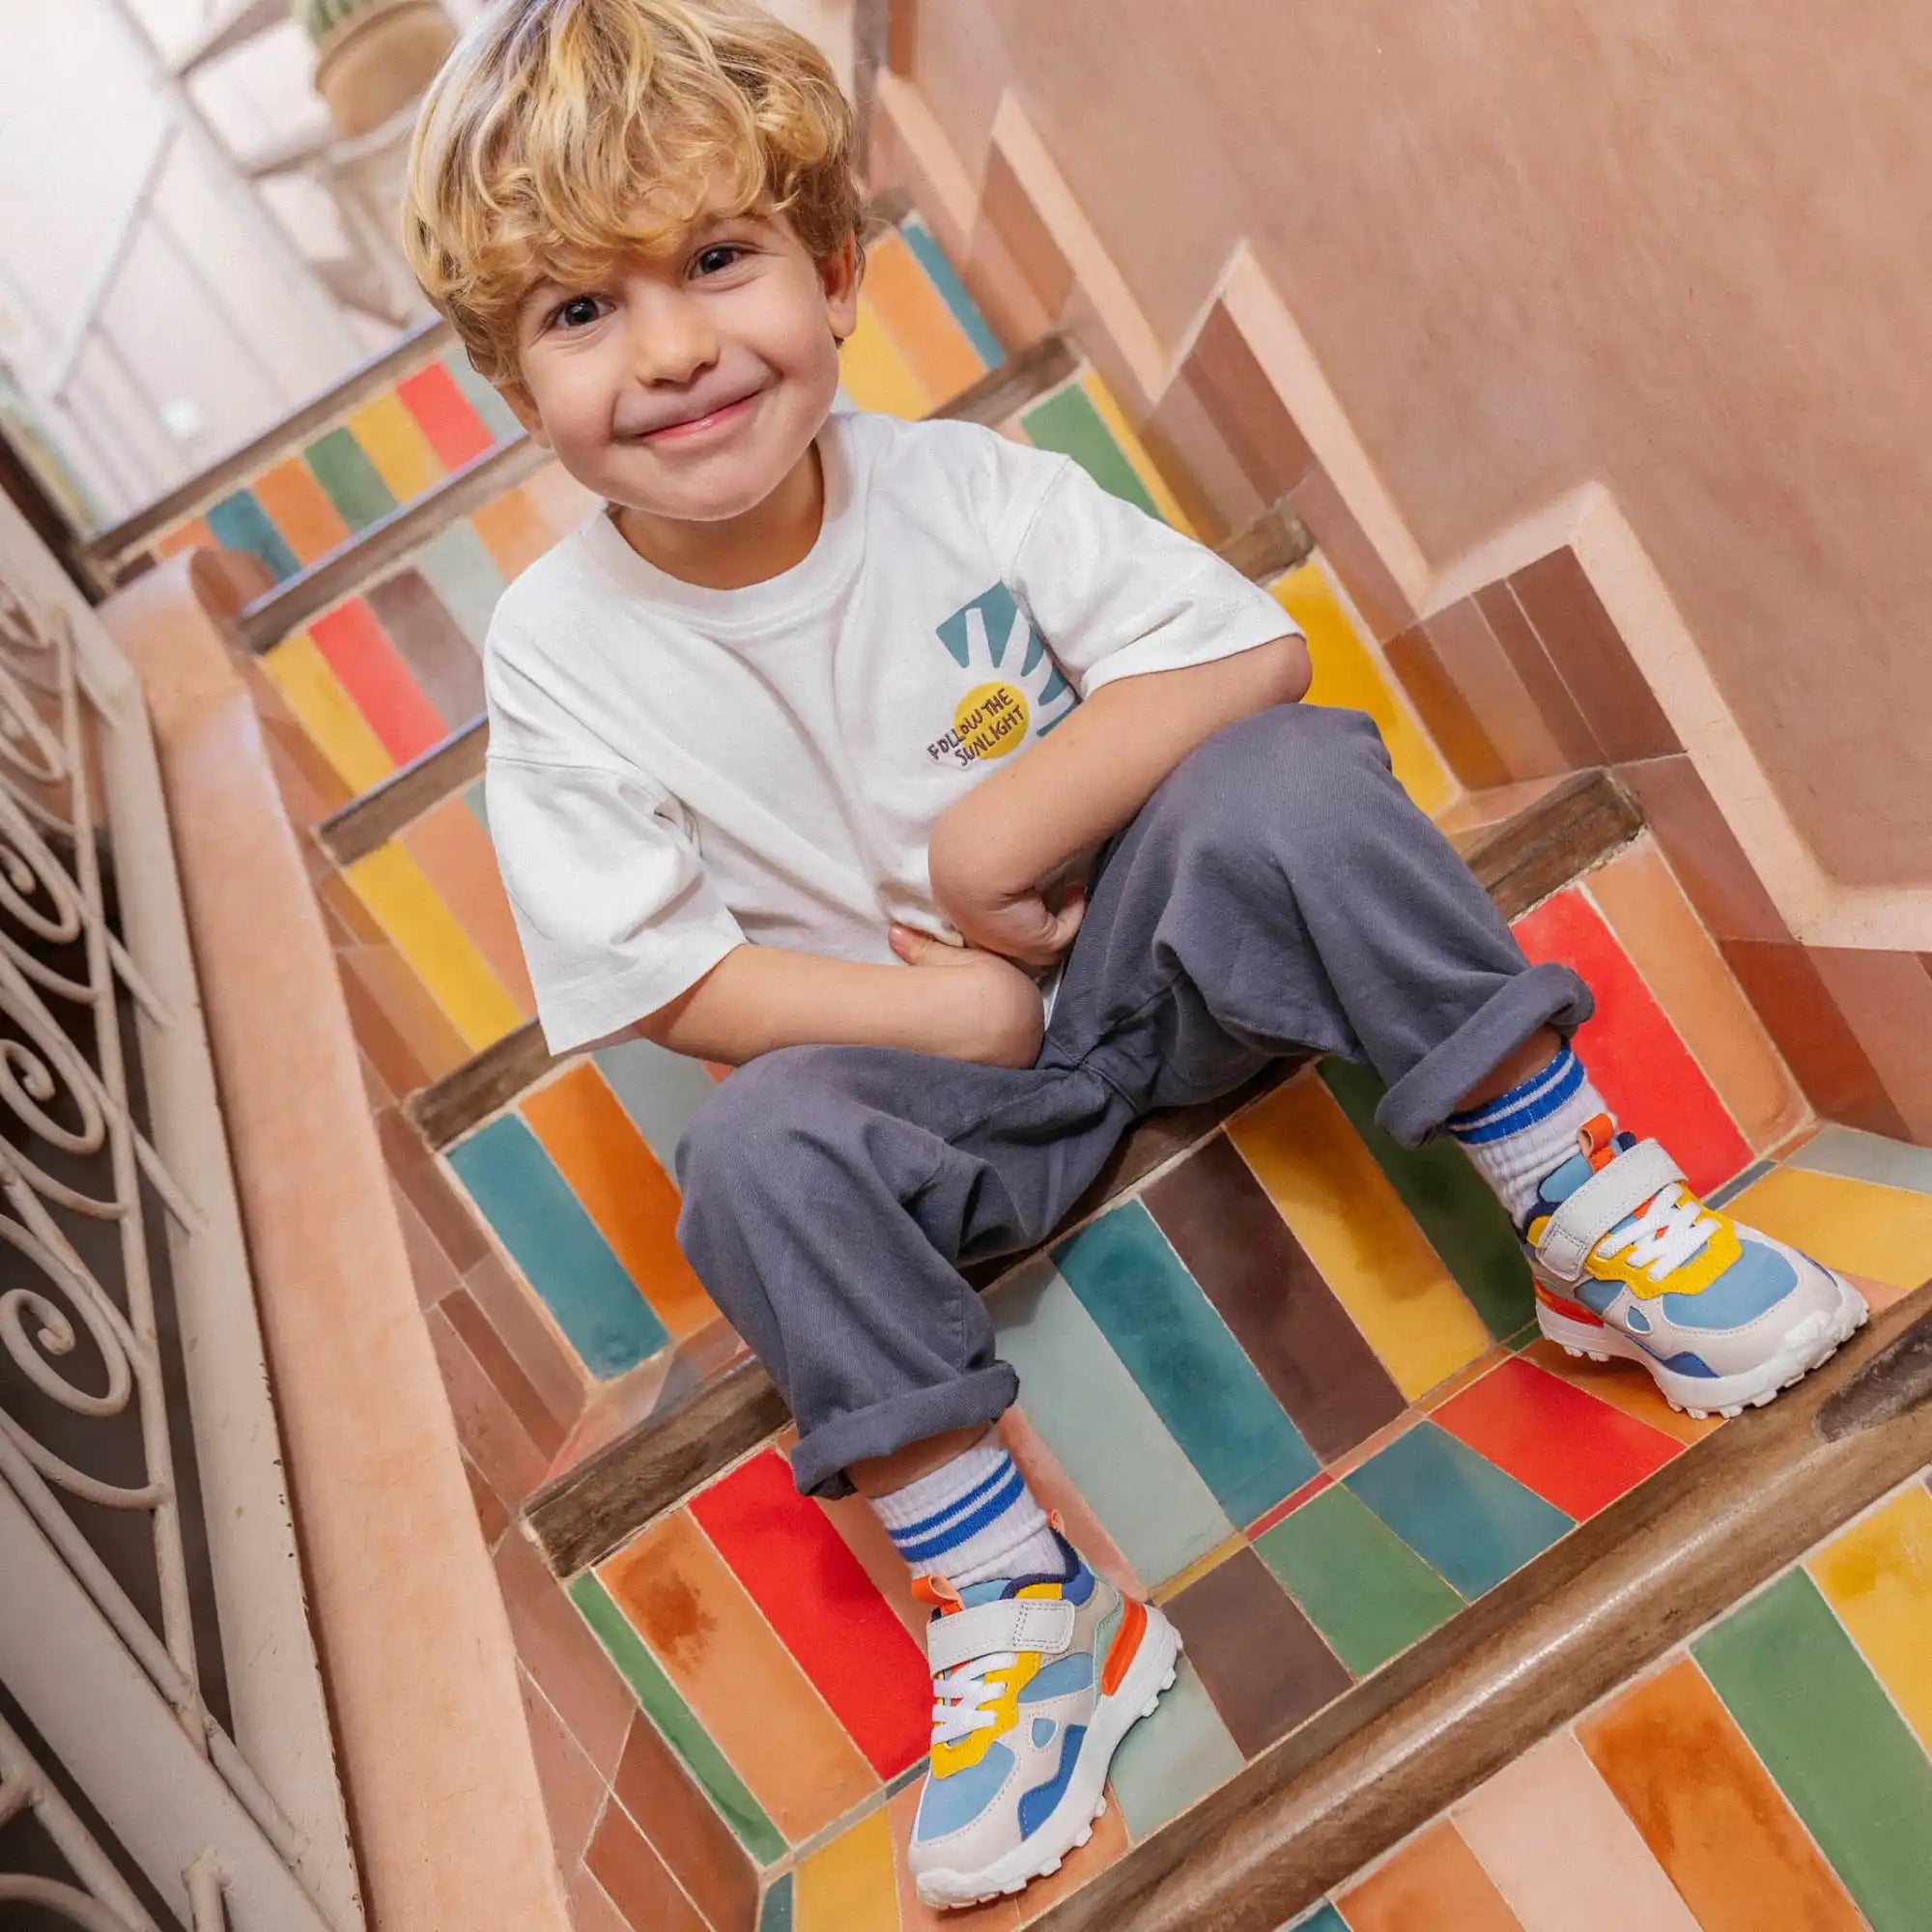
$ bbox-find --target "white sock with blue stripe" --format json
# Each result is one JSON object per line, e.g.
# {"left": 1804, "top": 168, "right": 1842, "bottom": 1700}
{"left": 1446, "top": 1044, "right": 1612, "bottom": 1222}
{"left": 870, "top": 1439, "right": 1065, "bottom": 1589}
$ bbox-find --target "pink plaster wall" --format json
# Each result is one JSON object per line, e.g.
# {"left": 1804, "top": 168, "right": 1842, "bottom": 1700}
{"left": 908, "top": 0, "right": 1932, "bottom": 888}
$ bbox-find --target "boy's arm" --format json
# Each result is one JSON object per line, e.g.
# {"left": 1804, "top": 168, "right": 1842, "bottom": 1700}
{"left": 929, "top": 636, "right": 1311, "bottom": 963}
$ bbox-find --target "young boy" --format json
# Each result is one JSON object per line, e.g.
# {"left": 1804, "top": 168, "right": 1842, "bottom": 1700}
{"left": 405, "top": 0, "right": 1866, "bottom": 1907}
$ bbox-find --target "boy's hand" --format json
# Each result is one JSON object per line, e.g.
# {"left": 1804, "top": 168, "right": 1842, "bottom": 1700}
{"left": 889, "top": 925, "right": 1045, "bottom": 1067}
{"left": 933, "top": 872, "right": 1087, "bottom": 970}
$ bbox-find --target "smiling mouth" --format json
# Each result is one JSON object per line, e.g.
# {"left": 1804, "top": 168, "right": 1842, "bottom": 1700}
{"left": 634, "top": 388, "right": 765, "bottom": 444}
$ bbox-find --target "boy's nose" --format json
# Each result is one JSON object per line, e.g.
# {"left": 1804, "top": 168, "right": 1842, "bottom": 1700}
{"left": 625, "top": 292, "right": 719, "bottom": 387}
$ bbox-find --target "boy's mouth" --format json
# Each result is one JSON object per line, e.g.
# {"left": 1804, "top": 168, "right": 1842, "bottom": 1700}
{"left": 631, "top": 384, "right": 768, "bottom": 445}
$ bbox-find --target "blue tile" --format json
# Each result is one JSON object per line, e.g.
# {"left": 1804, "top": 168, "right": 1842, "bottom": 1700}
{"left": 1344, "top": 1421, "right": 1572, "bottom": 1600}
{"left": 1286, "top": 1907, "right": 1349, "bottom": 1932}
{"left": 901, "top": 214, "right": 1004, "bottom": 369}
{"left": 206, "top": 490, "right": 298, "bottom": 582}
{"left": 1708, "top": 1157, "right": 1775, "bottom": 1208}
{"left": 445, "top": 1115, "right": 668, "bottom": 1375}
{"left": 1053, "top": 1204, "right": 1318, "bottom": 1523}
{"left": 758, "top": 1870, "right": 793, "bottom": 1932}
{"left": 1787, "top": 1126, "right": 1932, "bottom": 1197}
{"left": 592, "top": 1037, "right": 724, "bottom": 1178}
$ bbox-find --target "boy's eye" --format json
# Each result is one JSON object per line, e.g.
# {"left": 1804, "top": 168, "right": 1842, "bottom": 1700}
{"left": 549, "top": 295, "right": 607, "bottom": 331}
{"left": 691, "top": 242, "right": 748, "bottom": 278}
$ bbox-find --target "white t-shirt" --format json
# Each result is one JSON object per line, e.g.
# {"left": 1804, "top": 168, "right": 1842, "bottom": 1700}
{"left": 484, "top": 409, "right": 1298, "bottom": 1054}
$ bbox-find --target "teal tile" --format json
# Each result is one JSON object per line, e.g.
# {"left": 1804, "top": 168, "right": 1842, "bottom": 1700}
{"left": 305, "top": 426, "right": 398, "bottom": 530}
{"left": 592, "top": 1037, "right": 724, "bottom": 1178}
{"left": 1256, "top": 1485, "right": 1463, "bottom": 1677}
{"left": 206, "top": 490, "right": 298, "bottom": 582}
{"left": 1788, "top": 1125, "right": 1932, "bottom": 1197}
{"left": 444, "top": 350, "right": 525, "bottom": 441}
{"left": 1344, "top": 1422, "right": 1572, "bottom": 1600}
{"left": 1019, "top": 384, "right": 1162, "bottom": 520}
{"left": 758, "top": 1871, "right": 793, "bottom": 1932}
{"left": 1288, "top": 1909, "right": 1349, "bottom": 1932}
{"left": 1708, "top": 1156, "right": 1775, "bottom": 1208}
{"left": 1052, "top": 1203, "right": 1317, "bottom": 1523}
{"left": 446, "top": 1115, "right": 668, "bottom": 1375}
{"left": 1318, "top": 1060, "right": 1533, "bottom": 1340}
{"left": 1108, "top": 1656, "right": 1243, "bottom": 1841}
{"left": 568, "top": 1573, "right": 785, "bottom": 1864}
{"left": 414, "top": 518, "right": 506, "bottom": 648}
{"left": 991, "top": 1257, "right": 1233, "bottom": 1587}
{"left": 1694, "top": 1570, "right": 1932, "bottom": 1931}
{"left": 901, "top": 213, "right": 1003, "bottom": 368}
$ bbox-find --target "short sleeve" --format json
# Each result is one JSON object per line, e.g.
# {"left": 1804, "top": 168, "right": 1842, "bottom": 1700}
{"left": 485, "top": 753, "right": 745, "bottom": 1054}
{"left": 1003, "top": 455, "right": 1298, "bottom": 696}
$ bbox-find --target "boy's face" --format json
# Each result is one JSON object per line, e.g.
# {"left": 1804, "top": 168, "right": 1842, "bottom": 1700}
{"left": 503, "top": 200, "right": 860, "bottom": 525}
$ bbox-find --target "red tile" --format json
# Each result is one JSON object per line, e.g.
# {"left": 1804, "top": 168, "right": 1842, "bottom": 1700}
{"left": 308, "top": 597, "right": 448, "bottom": 761}
{"left": 687, "top": 1448, "right": 931, "bottom": 1779}
{"left": 397, "top": 360, "right": 496, "bottom": 469}
{"left": 1513, "top": 888, "right": 1753, "bottom": 1194}
{"left": 1432, "top": 1356, "right": 1681, "bottom": 1520}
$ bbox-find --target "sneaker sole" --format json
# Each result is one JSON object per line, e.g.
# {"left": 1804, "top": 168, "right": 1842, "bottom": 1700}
{"left": 1535, "top": 1269, "right": 1869, "bottom": 1418}
{"left": 914, "top": 1605, "right": 1183, "bottom": 1910}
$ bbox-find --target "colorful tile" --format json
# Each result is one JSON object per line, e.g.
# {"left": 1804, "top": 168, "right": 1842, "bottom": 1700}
{"left": 759, "top": 1871, "right": 794, "bottom": 1932}
{"left": 863, "top": 227, "right": 987, "bottom": 402}
{"left": 990, "top": 1258, "right": 1233, "bottom": 1587}
{"left": 251, "top": 455, "right": 351, "bottom": 565}
{"left": 1344, "top": 1422, "right": 1572, "bottom": 1601}
{"left": 471, "top": 486, "right": 560, "bottom": 581}
{"left": 1162, "top": 1546, "right": 1350, "bottom": 1755}
{"left": 520, "top": 1063, "right": 717, "bottom": 1339}
{"left": 1808, "top": 1484, "right": 1932, "bottom": 1753}
{"left": 1317, "top": 1060, "right": 1532, "bottom": 1341}
{"left": 599, "top": 1511, "right": 878, "bottom": 1844}
{"left": 689, "top": 1448, "right": 930, "bottom": 1780}
{"left": 206, "top": 488, "right": 298, "bottom": 582}
{"left": 1430, "top": 1357, "right": 1681, "bottom": 1521}
{"left": 1515, "top": 1338, "right": 1722, "bottom": 1448}
{"left": 398, "top": 358, "right": 497, "bottom": 470}
{"left": 1228, "top": 1076, "right": 1493, "bottom": 1403}
{"left": 1255, "top": 1484, "right": 1463, "bottom": 1677}
{"left": 1288, "top": 1909, "right": 1349, "bottom": 1932}
{"left": 1789, "top": 1125, "right": 1932, "bottom": 1196}
{"left": 1695, "top": 1569, "right": 1932, "bottom": 1929}
{"left": 593, "top": 1034, "right": 727, "bottom": 1178}
{"left": 902, "top": 214, "right": 1004, "bottom": 368}
{"left": 1336, "top": 1819, "right": 1524, "bottom": 1931}
{"left": 444, "top": 350, "right": 525, "bottom": 441}
{"left": 304, "top": 424, "right": 399, "bottom": 530}
{"left": 153, "top": 515, "right": 213, "bottom": 561}
{"left": 1106, "top": 1656, "right": 1244, "bottom": 1842}
{"left": 414, "top": 518, "right": 507, "bottom": 649}
{"left": 1052, "top": 1203, "right": 1318, "bottom": 1525}
{"left": 259, "top": 633, "right": 395, "bottom": 793}
{"left": 1578, "top": 1658, "right": 1862, "bottom": 1931}
{"left": 794, "top": 1801, "right": 897, "bottom": 1932}
{"left": 1141, "top": 1134, "right": 1406, "bottom": 1464}
{"left": 840, "top": 298, "right": 933, "bottom": 418}
{"left": 447, "top": 1115, "right": 668, "bottom": 1375}
{"left": 366, "top": 568, "right": 487, "bottom": 726}
{"left": 397, "top": 794, "right": 536, "bottom": 1015}
{"left": 1076, "top": 373, "right": 1195, "bottom": 532}
{"left": 308, "top": 596, "right": 448, "bottom": 762}
{"left": 1720, "top": 1164, "right": 1932, "bottom": 1291}
{"left": 348, "top": 392, "right": 445, "bottom": 502}
{"left": 1018, "top": 380, "right": 1160, "bottom": 521}
{"left": 1513, "top": 888, "right": 1753, "bottom": 1194}
{"left": 568, "top": 1572, "right": 785, "bottom": 1864}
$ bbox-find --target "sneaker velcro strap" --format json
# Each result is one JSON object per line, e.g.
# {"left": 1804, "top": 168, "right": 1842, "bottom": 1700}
{"left": 926, "top": 1598, "right": 1077, "bottom": 1675}
{"left": 1534, "top": 1139, "right": 1687, "bottom": 1284}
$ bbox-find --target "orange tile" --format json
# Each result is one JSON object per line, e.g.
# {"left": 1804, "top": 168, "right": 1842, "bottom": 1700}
{"left": 1586, "top": 843, "right": 1806, "bottom": 1154}
{"left": 864, "top": 229, "right": 988, "bottom": 402}
{"left": 1338, "top": 1819, "right": 1524, "bottom": 1931}
{"left": 398, "top": 796, "right": 538, "bottom": 1016}
{"left": 1517, "top": 1339, "right": 1723, "bottom": 1448}
{"left": 153, "top": 515, "right": 213, "bottom": 560}
{"left": 472, "top": 486, "right": 566, "bottom": 581}
{"left": 251, "top": 456, "right": 352, "bottom": 566}
{"left": 1577, "top": 1659, "right": 1863, "bottom": 1932}
{"left": 599, "top": 1511, "right": 877, "bottom": 1843}
{"left": 520, "top": 1063, "right": 718, "bottom": 1338}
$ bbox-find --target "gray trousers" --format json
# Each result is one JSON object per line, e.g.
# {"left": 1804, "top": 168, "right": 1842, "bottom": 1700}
{"left": 676, "top": 705, "right": 1592, "bottom": 1497}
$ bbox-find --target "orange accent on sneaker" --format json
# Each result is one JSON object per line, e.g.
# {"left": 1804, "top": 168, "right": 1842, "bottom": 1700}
{"left": 1101, "top": 1596, "right": 1148, "bottom": 1695}
{"left": 1577, "top": 1113, "right": 1619, "bottom": 1172}
{"left": 912, "top": 1575, "right": 963, "bottom": 1613}
{"left": 1536, "top": 1281, "right": 1606, "bottom": 1326}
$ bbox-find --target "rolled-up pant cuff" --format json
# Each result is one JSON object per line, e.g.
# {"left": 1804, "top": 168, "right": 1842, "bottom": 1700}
{"left": 1378, "top": 960, "right": 1594, "bottom": 1149}
{"left": 789, "top": 1364, "right": 1020, "bottom": 1499}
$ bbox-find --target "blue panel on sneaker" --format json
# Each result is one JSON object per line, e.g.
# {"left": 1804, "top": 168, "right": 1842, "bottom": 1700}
{"left": 915, "top": 1742, "right": 1017, "bottom": 1842}
{"left": 1658, "top": 1350, "right": 1719, "bottom": 1378}
{"left": 1019, "top": 1653, "right": 1094, "bottom": 1702}
{"left": 1031, "top": 1718, "right": 1057, "bottom": 1748}
{"left": 1017, "top": 1724, "right": 1087, "bottom": 1837}
{"left": 1625, "top": 1306, "right": 1653, "bottom": 1334}
{"left": 1661, "top": 1241, "right": 1799, "bottom": 1330}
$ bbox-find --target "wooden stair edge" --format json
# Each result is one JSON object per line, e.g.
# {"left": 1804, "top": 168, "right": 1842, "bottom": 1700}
{"left": 517, "top": 766, "right": 1649, "bottom": 1576}
{"left": 1034, "top": 1290, "right": 1932, "bottom": 1932}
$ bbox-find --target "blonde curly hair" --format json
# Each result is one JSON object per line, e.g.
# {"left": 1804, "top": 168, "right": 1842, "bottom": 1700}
{"left": 403, "top": 0, "right": 863, "bottom": 383}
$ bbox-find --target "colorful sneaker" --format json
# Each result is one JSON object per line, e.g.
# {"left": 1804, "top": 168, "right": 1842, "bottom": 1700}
{"left": 905, "top": 1532, "right": 1180, "bottom": 1910}
{"left": 1525, "top": 1118, "right": 1867, "bottom": 1418}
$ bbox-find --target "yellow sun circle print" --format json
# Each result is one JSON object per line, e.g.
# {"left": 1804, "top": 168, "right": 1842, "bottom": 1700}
{"left": 952, "top": 681, "right": 1031, "bottom": 762}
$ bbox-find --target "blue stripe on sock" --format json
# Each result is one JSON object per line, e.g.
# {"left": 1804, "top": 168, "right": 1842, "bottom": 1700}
{"left": 1448, "top": 1045, "right": 1577, "bottom": 1128}
{"left": 887, "top": 1457, "right": 1015, "bottom": 1547}
{"left": 1447, "top": 1050, "right": 1585, "bottom": 1145}
{"left": 892, "top": 1464, "right": 1027, "bottom": 1563}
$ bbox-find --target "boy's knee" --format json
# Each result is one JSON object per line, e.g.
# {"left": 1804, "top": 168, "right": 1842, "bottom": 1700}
{"left": 674, "top": 1046, "right": 830, "bottom": 1200}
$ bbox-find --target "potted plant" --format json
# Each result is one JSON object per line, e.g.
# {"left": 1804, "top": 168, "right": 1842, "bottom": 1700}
{"left": 295, "top": 0, "right": 459, "bottom": 140}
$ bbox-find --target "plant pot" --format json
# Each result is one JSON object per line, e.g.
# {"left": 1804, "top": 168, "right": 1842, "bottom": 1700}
{"left": 313, "top": 0, "right": 459, "bottom": 141}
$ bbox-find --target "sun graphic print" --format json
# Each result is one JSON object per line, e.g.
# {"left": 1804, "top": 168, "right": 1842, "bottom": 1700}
{"left": 924, "top": 582, "right": 1078, "bottom": 771}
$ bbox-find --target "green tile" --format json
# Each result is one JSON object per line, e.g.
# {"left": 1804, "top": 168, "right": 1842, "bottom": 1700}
{"left": 1694, "top": 1570, "right": 1932, "bottom": 1931}
{"left": 568, "top": 1573, "right": 786, "bottom": 1864}
{"left": 1018, "top": 384, "right": 1162, "bottom": 520}
{"left": 1319, "top": 1059, "right": 1534, "bottom": 1341}
{"left": 758, "top": 1871, "right": 793, "bottom": 1932}
{"left": 1107, "top": 1657, "right": 1244, "bottom": 1840}
{"left": 593, "top": 1035, "right": 725, "bottom": 1179}
{"left": 1255, "top": 1485, "right": 1463, "bottom": 1677}
{"left": 305, "top": 426, "right": 398, "bottom": 530}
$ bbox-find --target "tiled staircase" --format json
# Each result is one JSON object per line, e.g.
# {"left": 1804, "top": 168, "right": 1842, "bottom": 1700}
{"left": 113, "top": 192, "right": 1932, "bottom": 1932}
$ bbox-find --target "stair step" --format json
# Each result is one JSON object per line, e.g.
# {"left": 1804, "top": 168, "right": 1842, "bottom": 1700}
{"left": 519, "top": 767, "right": 1644, "bottom": 1577}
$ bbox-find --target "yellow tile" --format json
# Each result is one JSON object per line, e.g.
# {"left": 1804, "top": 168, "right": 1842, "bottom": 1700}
{"left": 347, "top": 392, "right": 443, "bottom": 501}
{"left": 345, "top": 843, "right": 525, "bottom": 1053}
{"left": 1271, "top": 561, "right": 1455, "bottom": 818}
{"left": 795, "top": 1802, "right": 898, "bottom": 1932}
{"left": 1809, "top": 1485, "right": 1932, "bottom": 1752}
{"left": 1228, "top": 1076, "right": 1492, "bottom": 1400}
{"left": 259, "top": 633, "right": 394, "bottom": 794}
{"left": 1079, "top": 370, "right": 1196, "bottom": 535}
{"left": 1722, "top": 1166, "right": 1932, "bottom": 1290}
{"left": 839, "top": 296, "right": 933, "bottom": 418}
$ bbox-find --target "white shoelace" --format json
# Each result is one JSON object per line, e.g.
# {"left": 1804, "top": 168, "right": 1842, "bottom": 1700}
{"left": 1594, "top": 1185, "right": 1719, "bottom": 1285}
{"left": 930, "top": 1650, "right": 1017, "bottom": 1747}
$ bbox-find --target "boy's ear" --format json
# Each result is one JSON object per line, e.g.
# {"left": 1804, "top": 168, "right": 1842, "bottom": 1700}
{"left": 821, "top": 231, "right": 862, "bottom": 343}
{"left": 499, "top": 380, "right": 553, "bottom": 449}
